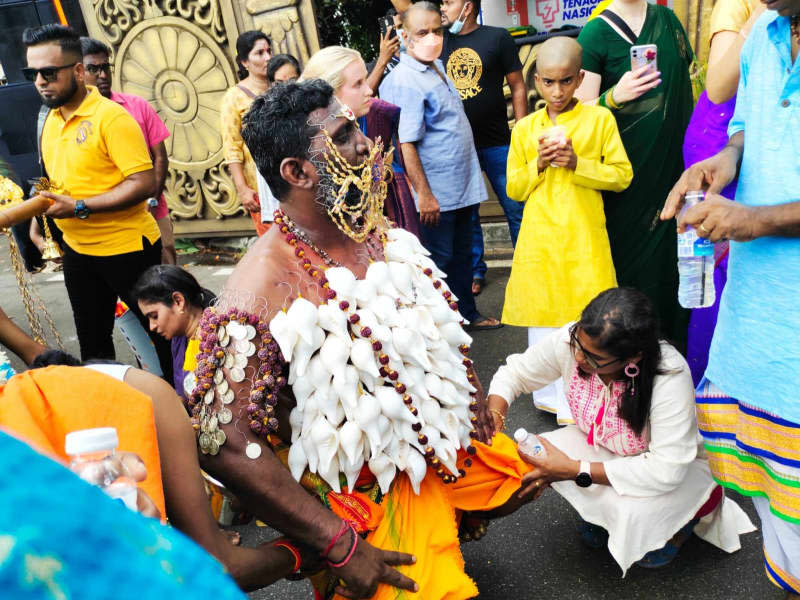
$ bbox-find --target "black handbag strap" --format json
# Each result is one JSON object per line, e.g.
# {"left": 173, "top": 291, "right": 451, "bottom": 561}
{"left": 600, "top": 9, "right": 638, "bottom": 45}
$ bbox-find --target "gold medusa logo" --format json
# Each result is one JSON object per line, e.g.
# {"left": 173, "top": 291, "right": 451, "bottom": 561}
{"left": 446, "top": 47, "right": 483, "bottom": 100}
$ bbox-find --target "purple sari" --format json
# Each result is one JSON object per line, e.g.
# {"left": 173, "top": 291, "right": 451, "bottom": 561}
{"left": 363, "top": 99, "right": 421, "bottom": 237}
{"left": 682, "top": 91, "right": 738, "bottom": 386}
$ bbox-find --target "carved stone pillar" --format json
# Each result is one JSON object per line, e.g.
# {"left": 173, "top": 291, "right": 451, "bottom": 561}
{"left": 78, "top": 0, "right": 320, "bottom": 236}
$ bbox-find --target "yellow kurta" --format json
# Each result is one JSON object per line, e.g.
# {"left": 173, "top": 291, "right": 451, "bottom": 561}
{"left": 503, "top": 101, "right": 632, "bottom": 327}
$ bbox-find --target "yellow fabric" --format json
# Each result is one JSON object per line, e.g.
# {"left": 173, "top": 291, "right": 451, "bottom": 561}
{"left": 588, "top": 0, "right": 612, "bottom": 21}
{"left": 503, "top": 102, "right": 632, "bottom": 327}
{"left": 0, "top": 366, "right": 166, "bottom": 519}
{"left": 220, "top": 85, "right": 268, "bottom": 235}
{"left": 42, "top": 86, "right": 159, "bottom": 256}
{"left": 220, "top": 86, "right": 258, "bottom": 191}
{"left": 709, "top": 0, "right": 761, "bottom": 37}
{"left": 332, "top": 433, "right": 532, "bottom": 600}
{"left": 183, "top": 338, "right": 201, "bottom": 373}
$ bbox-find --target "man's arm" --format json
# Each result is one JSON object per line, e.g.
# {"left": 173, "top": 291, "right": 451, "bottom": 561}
{"left": 367, "top": 28, "right": 401, "bottom": 94}
{"left": 42, "top": 169, "right": 155, "bottom": 218}
{"left": 389, "top": 0, "right": 411, "bottom": 13}
{"left": 150, "top": 141, "right": 168, "bottom": 199}
{"left": 0, "top": 305, "right": 46, "bottom": 365}
{"left": 401, "top": 142, "right": 440, "bottom": 227}
{"left": 506, "top": 70, "right": 528, "bottom": 123}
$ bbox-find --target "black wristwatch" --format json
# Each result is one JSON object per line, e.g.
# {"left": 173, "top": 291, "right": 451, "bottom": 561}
{"left": 74, "top": 199, "right": 90, "bottom": 219}
{"left": 576, "top": 460, "right": 593, "bottom": 488}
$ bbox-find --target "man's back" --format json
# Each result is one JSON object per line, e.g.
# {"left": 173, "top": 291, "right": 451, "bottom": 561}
{"left": 441, "top": 25, "right": 522, "bottom": 148}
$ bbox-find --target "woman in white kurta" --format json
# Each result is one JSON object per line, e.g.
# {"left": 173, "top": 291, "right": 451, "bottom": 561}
{"left": 487, "top": 287, "right": 754, "bottom": 574}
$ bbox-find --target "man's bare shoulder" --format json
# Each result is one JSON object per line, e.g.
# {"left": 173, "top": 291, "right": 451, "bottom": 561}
{"left": 217, "top": 227, "right": 325, "bottom": 317}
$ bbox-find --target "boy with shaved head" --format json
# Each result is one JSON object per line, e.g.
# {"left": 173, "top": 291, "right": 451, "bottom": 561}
{"left": 503, "top": 36, "right": 633, "bottom": 421}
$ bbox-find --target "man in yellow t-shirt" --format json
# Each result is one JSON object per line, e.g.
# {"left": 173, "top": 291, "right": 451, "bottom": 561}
{"left": 23, "top": 24, "right": 171, "bottom": 380}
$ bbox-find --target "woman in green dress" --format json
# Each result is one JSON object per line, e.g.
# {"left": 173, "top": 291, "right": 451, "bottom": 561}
{"left": 575, "top": 0, "right": 694, "bottom": 348}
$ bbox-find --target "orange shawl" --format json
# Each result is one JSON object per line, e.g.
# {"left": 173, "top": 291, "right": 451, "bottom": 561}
{"left": 0, "top": 366, "right": 166, "bottom": 518}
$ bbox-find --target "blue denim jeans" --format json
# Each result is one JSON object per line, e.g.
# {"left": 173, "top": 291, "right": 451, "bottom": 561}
{"left": 472, "top": 144, "right": 524, "bottom": 280}
{"left": 419, "top": 205, "right": 482, "bottom": 323}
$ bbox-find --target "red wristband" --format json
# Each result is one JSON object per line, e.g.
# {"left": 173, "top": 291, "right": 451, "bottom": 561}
{"left": 326, "top": 525, "right": 358, "bottom": 569}
{"left": 273, "top": 540, "right": 302, "bottom": 573}
{"left": 321, "top": 520, "right": 349, "bottom": 559}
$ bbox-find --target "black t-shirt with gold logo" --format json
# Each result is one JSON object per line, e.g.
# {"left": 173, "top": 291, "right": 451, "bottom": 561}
{"left": 441, "top": 26, "right": 523, "bottom": 149}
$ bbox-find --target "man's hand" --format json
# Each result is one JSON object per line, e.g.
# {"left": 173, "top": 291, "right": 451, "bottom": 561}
{"left": 238, "top": 186, "right": 261, "bottom": 213}
{"left": 537, "top": 136, "right": 560, "bottom": 172}
{"left": 662, "top": 146, "right": 740, "bottom": 221}
{"left": 114, "top": 451, "right": 161, "bottom": 519}
{"left": 378, "top": 27, "right": 401, "bottom": 67}
{"left": 331, "top": 540, "right": 418, "bottom": 599}
{"left": 418, "top": 192, "right": 440, "bottom": 227}
{"left": 680, "top": 194, "right": 758, "bottom": 241}
{"left": 41, "top": 191, "right": 77, "bottom": 219}
{"left": 550, "top": 138, "right": 578, "bottom": 170}
{"left": 487, "top": 394, "right": 509, "bottom": 433}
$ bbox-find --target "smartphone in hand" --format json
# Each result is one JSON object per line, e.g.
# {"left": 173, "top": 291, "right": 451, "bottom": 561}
{"left": 630, "top": 44, "right": 657, "bottom": 71}
{"left": 379, "top": 15, "right": 397, "bottom": 40}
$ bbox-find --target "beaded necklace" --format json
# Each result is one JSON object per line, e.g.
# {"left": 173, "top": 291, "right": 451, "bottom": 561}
{"left": 278, "top": 210, "right": 344, "bottom": 268}
{"left": 792, "top": 15, "right": 799, "bottom": 43}
{"left": 274, "top": 211, "right": 481, "bottom": 484}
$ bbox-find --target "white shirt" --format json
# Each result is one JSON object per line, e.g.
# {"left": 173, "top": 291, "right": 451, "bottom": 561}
{"left": 488, "top": 325, "right": 700, "bottom": 497}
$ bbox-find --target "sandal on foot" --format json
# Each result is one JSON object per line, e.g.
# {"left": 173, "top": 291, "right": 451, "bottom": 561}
{"left": 464, "top": 316, "right": 504, "bottom": 332}
{"left": 472, "top": 278, "right": 485, "bottom": 296}
{"left": 577, "top": 520, "right": 608, "bottom": 549}
{"left": 636, "top": 519, "right": 698, "bottom": 568}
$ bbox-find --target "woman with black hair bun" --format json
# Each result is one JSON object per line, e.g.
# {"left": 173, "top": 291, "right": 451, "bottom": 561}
{"left": 133, "top": 265, "right": 215, "bottom": 400}
{"left": 487, "top": 287, "right": 753, "bottom": 573}
{"left": 220, "top": 30, "right": 272, "bottom": 236}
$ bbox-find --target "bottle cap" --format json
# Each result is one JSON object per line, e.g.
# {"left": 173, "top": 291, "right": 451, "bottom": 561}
{"left": 513, "top": 428, "right": 528, "bottom": 443}
{"left": 65, "top": 427, "right": 119, "bottom": 455}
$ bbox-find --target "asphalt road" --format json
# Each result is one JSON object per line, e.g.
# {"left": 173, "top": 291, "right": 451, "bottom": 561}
{"left": 0, "top": 239, "right": 779, "bottom": 600}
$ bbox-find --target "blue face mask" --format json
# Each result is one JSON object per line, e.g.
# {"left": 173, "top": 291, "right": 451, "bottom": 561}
{"left": 448, "top": 3, "right": 469, "bottom": 34}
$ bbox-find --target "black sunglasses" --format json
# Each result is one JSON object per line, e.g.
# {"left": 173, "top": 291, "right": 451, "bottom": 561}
{"left": 22, "top": 62, "right": 78, "bottom": 83}
{"left": 569, "top": 326, "right": 623, "bottom": 370}
{"left": 85, "top": 62, "right": 114, "bottom": 75}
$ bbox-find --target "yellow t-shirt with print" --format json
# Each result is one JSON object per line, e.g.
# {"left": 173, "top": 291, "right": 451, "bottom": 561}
{"left": 41, "top": 86, "right": 160, "bottom": 257}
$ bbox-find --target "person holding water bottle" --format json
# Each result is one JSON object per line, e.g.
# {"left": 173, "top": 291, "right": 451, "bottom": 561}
{"left": 663, "top": 1, "right": 800, "bottom": 590}
{"left": 487, "top": 288, "right": 753, "bottom": 573}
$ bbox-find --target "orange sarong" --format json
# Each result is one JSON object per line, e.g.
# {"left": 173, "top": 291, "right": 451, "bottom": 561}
{"left": 0, "top": 366, "right": 166, "bottom": 518}
{"left": 331, "top": 433, "right": 533, "bottom": 600}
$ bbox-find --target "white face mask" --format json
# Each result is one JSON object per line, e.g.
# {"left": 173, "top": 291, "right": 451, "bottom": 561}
{"left": 449, "top": 2, "right": 470, "bottom": 34}
{"left": 397, "top": 28, "right": 406, "bottom": 50}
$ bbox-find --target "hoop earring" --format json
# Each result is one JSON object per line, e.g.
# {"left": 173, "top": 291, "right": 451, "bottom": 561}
{"left": 624, "top": 363, "right": 639, "bottom": 378}
{"left": 625, "top": 362, "right": 639, "bottom": 397}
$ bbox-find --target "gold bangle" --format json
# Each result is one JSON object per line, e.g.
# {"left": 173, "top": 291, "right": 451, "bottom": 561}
{"left": 606, "top": 86, "right": 622, "bottom": 110}
{"left": 489, "top": 408, "right": 507, "bottom": 430}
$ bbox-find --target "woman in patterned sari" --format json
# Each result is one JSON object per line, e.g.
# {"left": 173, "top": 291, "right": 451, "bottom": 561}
{"left": 575, "top": 0, "right": 694, "bottom": 349}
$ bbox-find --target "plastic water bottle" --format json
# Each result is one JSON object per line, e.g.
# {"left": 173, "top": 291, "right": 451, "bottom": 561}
{"left": 66, "top": 427, "right": 138, "bottom": 510}
{"left": 514, "top": 428, "right": 547, "bottom": 462}
{"left": 677, "top": 191, "right": 715, "bottom": 309}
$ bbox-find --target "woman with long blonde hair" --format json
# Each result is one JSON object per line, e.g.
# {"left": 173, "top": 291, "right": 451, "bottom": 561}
{"left": 301, "top": 46, "right": 419, "bottom": 235}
